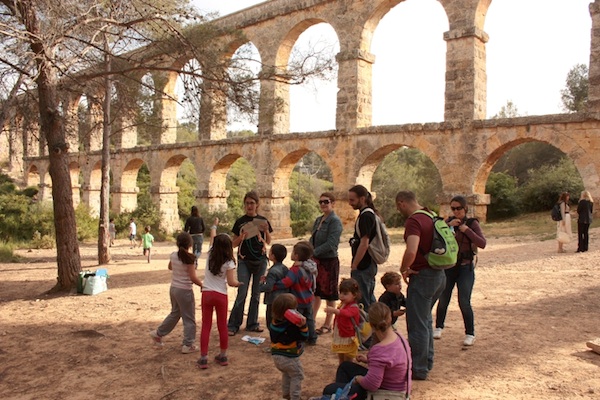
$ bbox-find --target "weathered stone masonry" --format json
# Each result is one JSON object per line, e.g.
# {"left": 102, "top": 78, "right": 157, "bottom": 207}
{"left": 5, "top": 0, "right": 600, "bottom": 237}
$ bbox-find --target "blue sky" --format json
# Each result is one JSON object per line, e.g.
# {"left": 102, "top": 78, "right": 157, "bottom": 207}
{"left": 190, "top": 0, "right": 591, "bottom": 131}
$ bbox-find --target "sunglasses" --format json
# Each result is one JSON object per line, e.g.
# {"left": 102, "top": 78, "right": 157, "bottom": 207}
{"left": 318, "top": 199, "right": 331, "bottom": 205}
{"left": 451, "top": 206, "right": 464, "bottom": 211}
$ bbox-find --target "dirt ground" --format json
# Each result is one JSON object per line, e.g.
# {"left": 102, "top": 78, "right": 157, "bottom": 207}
{"left": 1, "top": 229, "right": 599, "bottom": 400}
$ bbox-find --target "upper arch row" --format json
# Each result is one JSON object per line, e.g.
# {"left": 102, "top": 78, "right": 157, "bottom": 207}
{"left": 8, "top": 0, "right": 511, "bottom": 156}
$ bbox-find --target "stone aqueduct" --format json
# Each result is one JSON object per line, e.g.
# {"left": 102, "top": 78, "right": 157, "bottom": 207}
{"left": 3, "top": 0, "right": 600, "bottom": 237}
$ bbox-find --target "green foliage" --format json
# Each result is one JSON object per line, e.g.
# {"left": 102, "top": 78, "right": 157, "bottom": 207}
{"left": 0, "top": 191, "right": 55, "bottom": 242}
{"left": 177, "top": 159, "right": 197, "bottom": 219}
{"left": 177, "top": 122, "right": 198, "bottom": 143}
{"left": 137, "top": 163, "right": 152, "bottom": 210}
{"left": 0, "top": 242, "right": 20, "bottom": 262}
{"left": 492, "top": 100, "right": 521, "bottom": 119}
{"left": 561, "top": 63, "right": 589, "bottom": 113}
{"left": 226, "top": 158, "right": 257, "bottom": 217}
{"left": 31, "top": 230, "right": 55, "bottom": 249}
{"left": 492, "top": 142, "right": 564, "bottom": 186}
{"left": 228, "top": 130, "right": 256, "bottom": 138}
{"left": 372, "top": 148, "right": 442, "bottom": 227}
{"left": 485, "top": 172, "right": 521, "bottom": 220}
{"left": 289, "top": 171, "right": 330, "bottom": 236}
{"left": 74, "top": 204, "right": 99, "bottom": 241}
{"left": 518, "top": 157, "right": 584, "bottom": 211}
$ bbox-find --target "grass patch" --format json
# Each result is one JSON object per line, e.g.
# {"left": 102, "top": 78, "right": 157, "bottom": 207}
{"left": 0, "top": 242, "right": 21, "bottom": 263}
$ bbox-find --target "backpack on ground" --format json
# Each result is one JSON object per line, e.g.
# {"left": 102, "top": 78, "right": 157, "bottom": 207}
{"left": 412, "top": 210, "right": 459, "bottom": 270}
{"left": 355, "top": 208, "right": 391, "bottom": 264}
{"left": 551, "top": 203, "right": 562, "bottom": 221}
{"left": 350, "top": 303, "right": 372, "bottom": 351}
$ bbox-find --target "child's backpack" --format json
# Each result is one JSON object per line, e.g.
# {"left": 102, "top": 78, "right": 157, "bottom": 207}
{"left": 356, "top": 208, "right": 391, "bottom": 264}
{"left": 350, "top": 303, "right": 372, "bottom": 351}
{"left": 551, "top": 203, "right": 562, "bottom": 221}
{"left": 412, "top": 210, "right": 459, "bottom": 270}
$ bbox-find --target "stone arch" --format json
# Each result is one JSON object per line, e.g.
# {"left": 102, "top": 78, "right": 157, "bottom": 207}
{"left": 77, "top": 93, "right": 103, "bottom": 152}
{"left": 173, "top": 58, "right": 202, "bottom": 139}
{"left": 370, "top": 0, "right": 449, "bottom": 125}
{"left": 117, "top": 158, "right": 146, "bottom": 213}
{"left": 82, "top": 160, "right": 102, "bottom": 217}
{"left": 27, "top": 164, "right": 40, "bottom": 188}
{"left": 156, "top": 154, "right": 192, "bottom": 233}
{"left": 289, "top": 23, "right": 340, "bottom": 133}
{"left": 226, "top": 41, "right": 263, "bottom": 134}
{"left": 206, "top": 153, "right": 244, "bottom": 213}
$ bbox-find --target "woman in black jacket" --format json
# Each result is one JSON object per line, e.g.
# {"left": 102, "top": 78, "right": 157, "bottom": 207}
{"left": 577, "top": 191, "right": 594, "bottom": 252}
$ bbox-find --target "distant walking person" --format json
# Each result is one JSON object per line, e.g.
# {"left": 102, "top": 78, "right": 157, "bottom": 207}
{"left": 108, "top": 218, "right": 116, "bottom": 247}
{"left": 556, "top": 192, "right": 572, "bottom": 253}
{"left": 129, "top": 218, "right": 138, "bottom": 248}
{"left": 142, "top": 226, "right": 155, "bottom": 263}
{"left": 184, "top": 206, "right": 206, "bottom": 264}
{"left": 348, "top": 185, "right": 379, "bottom": 312}
{"left": 577, "top": 191, "right": 594, "bottom": 253}
{"left": 434, "top": 195, "right": 486, "bottom": 347}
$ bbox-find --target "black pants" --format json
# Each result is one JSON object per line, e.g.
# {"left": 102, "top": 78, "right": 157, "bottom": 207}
{"left": 322, "top": 361, "right": 368, "bottom": 400}
{"left": 577, "top": 222, "right": 590, "bottom": 252}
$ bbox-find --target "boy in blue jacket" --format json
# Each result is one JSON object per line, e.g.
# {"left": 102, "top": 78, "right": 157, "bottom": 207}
{"left": 260, "top": 243, "right": 289, "bottom": 327}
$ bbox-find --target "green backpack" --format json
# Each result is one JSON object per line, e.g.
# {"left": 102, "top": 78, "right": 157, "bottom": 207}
{"left": 412, "top": 210, "right": 459, "bottom": 270}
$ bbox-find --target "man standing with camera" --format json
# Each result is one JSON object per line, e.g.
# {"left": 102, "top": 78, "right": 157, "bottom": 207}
{"left": 348, "top": 185, "right": 378, "bottom": 312}
{"left": 396, "top": 190, "right": 446, "bottom": 381}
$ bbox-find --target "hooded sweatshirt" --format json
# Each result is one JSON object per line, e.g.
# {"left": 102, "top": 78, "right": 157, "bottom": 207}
{"left": 274, "top": 259, "right": 317, "bottom": 307}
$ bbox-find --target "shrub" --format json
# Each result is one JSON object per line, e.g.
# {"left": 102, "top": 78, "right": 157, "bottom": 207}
{"left": 486, "top": 172, "right": 521, "bottom": 220}
{"left": 75, "top": 204, "right": 99, "bottom": 241}
{"left": 518, "top": 157, "right": 584, "bottom": 211}
{"left": 0, "top": 242, "right": 20, "bottom": 262}
{"left": 31, "top": 231, "right": 55, "bottom": 249}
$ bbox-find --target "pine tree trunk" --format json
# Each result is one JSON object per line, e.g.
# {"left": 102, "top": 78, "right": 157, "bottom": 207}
{"left": 21, "top": 0, "right": 82, "bottom": 292}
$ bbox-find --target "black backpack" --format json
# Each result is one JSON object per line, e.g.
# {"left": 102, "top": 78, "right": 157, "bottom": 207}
{"left": 551, "top": 203, "right": 562, "bottom": 222}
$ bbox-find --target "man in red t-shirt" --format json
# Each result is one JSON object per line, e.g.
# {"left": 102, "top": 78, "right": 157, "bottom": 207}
{"left": 396, "top": 190, "right": 446, "bottom": 381}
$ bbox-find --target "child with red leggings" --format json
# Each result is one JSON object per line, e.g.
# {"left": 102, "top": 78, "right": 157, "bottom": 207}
{"left": 197, "top": 230, "right": 242, "bottom": 369}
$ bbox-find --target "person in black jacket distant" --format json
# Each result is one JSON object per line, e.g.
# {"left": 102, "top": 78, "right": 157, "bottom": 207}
{"left": 577, "top": 191, "right": 594, "bottom": 253}
{"left": 184, "top": 206, "right": 206, "bottom": 263}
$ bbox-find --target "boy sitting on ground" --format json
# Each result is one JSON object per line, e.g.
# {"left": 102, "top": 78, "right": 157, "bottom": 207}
{"left": 378, "top": 272, "right": 406, "bottom": 326}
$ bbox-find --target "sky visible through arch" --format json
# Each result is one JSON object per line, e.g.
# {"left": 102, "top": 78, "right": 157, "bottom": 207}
{"left": 190, "top": 0, "right": 591, "bottom": 132}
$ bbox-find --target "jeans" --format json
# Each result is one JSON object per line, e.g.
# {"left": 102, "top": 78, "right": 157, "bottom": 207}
{"left": 272, "top": 355, "right": 304, "bottom": 400}
{"left": 578, "top": 222, "right": 590, "bottom": 252}
{"left": 157, "top": 287, "right": 196, "bottom": 347}
{"left": 227, "top": 257, "right": 267, "bottom": 332}
{"left": 192, "top": 234, "right": 204, "bottom": 258}
{"left": 435, "top": 263, "right": 475, "bottom": 335}
{"left": 322, "top": 361, "right": 368, "bottom": 400}
{"left": 298, "top": 304, "right": 316, "bottom": 343}
{"left": 351, "top": 261, "right": 377, "bottom": 312}
{"left": 405, "top": 268, "right": 446, "bottom": 379}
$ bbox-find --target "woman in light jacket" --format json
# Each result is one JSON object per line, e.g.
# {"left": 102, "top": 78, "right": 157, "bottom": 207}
{"left": 557, "top": 192, "right": 572, "bottom": 253}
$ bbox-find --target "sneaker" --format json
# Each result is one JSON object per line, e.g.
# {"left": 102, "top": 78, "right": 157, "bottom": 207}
{"left": 149, "top": 330, "right": 163, "bottom": 347}
{"left": 463, "top": 334, "right": 476, "bottom": 346}
{"left": 433, "top": 328, "right": 443, "bottom": 339}
{"left": 214, "top": 354, "right": 229, "bottom": 366}
{"left": 196, "top": 358, "right": 208, "bottom": 369}
{"left": 181, "top": 344, "right": 199, "bottom": 354}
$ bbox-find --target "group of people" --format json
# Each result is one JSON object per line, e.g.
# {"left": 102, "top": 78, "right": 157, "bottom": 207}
{"left": 149, "top": 187, "right": 491, "bottom": 400}
{"left": 555, "top": 191, "right": 594, "bottom": 253}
